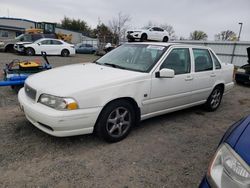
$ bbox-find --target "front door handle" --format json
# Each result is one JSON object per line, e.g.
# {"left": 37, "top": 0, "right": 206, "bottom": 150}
{"left": 185, "top": 75, "right": 193, "bottom": 81}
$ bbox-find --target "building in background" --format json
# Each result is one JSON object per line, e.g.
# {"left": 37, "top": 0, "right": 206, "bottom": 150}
{"left": 0, "top": 17, "right": 95, "bottom": 44}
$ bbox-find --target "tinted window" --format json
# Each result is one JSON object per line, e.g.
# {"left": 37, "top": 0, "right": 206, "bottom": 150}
{"left": 210, "top": 51, "right": 221, "bottom": 69}
{"left": 156, "top": 27, "right": 164, "bottom": 32}
{"left": 160, "top": 48, "right": 191, "bottom": 75}
{"left": 52, "top": 40, "right": 63, "bottom": 45}
{"left": 86, "top": 44, "right": 93, "bottom": 47}
{"left": 193, "top": 49, "right": 213, "bottom": 72}
{"left": 40, "top": 40, "right": 51, "bottom": 45}
{"left": 31, "top": 34, "right": 43, "bottom": 41}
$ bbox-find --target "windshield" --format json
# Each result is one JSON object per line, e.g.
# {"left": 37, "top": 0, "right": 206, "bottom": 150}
{"left": 15, "top": 34, "right": 32, "bottom": 42}
{"left": 96, "top": 44, "right": 167, "bottom": 72}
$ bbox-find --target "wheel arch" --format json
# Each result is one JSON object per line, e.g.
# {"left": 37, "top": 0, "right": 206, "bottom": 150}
{"left": 94, "top": 97, "right": 141, "bottom": 129}
{"left": 214, "top": 83, "right": 225, "bottom": 93}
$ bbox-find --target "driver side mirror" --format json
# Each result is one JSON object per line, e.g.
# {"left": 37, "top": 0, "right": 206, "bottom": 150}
{"left": 155, "top": 68, "right": 175, "bottom": 78}
{"left": 38, "top": 43, "right": 41, "bottom": 46}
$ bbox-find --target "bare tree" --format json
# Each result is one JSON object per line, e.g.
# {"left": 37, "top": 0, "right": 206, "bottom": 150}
{"left": 190, "top": 30, "right": 208, "bottom": 40}
{"left": 109, "top": 12, "right": 131, "bottom": 44}
{"left": 214, "top": 30, "right": 237, "bottom": 41}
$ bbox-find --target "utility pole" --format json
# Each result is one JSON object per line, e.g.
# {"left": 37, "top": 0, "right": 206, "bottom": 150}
{"left": 238, "top": 22, "right": 243, "bottom": 41}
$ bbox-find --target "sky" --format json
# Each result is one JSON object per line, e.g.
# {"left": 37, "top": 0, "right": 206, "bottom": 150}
{"left": 0, "top": 0, "right": 249, "bottom": 41}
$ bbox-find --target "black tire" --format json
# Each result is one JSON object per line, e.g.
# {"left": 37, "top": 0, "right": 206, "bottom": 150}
{"left": 163, "top": 36, "right": 169, "bottom": 42}
{"left": 5, "top": 44, "right": 14, "bottom": 53}
{"left": 128, "top": 38, "right": 135, "bottom": 42}
{"left": 25, "top": 48, "right": 35, "bottom": 56}
{"left": 204, "top": 86, "right": 223, "bottom": 111}
{"left": 140, "top": 33, "right": 147, "bottom": 42}
{"left": 61, "top": 49, "right": 70, "bottom": 57}
{"left": 11, "top": 85, "right": 23, "bottom": 93}
{"left": 95, "top": 100, "right": 136, "bottom": 142}
{"left": 235, "top": 80, "right": 242, "bottom": 85}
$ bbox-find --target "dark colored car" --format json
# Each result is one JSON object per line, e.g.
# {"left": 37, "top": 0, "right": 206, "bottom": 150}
{"left": 235, "top": 47, "right": 250, "bottom": 85}
{"left": 199, "top": 115, "right": 250, "bottom": 188}
{"left": 75, "top": 43, "right": 97, "bottom": 54}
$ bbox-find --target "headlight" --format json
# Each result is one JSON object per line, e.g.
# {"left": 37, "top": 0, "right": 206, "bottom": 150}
{"left": 0, "top": 41, "right": 4, "bottom": 46}
{"left": 237, "top": 68, "right": 246, "bottom": 73}
{"left": 207, "top": 143, "right": 250, "bottom": 187}
{"left": 38, "top": 94, "right": 78, "bottom": 110}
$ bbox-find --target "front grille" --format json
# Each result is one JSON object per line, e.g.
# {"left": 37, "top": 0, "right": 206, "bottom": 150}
{"left": 25, "top": 84, "right": 37, "bottom": 100}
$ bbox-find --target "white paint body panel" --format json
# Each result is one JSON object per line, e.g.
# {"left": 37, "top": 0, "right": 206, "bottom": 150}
{"left": 24, "top": 38, "right": 75, "bottom": 56}
{"left": 18, "top": 42, "right": 234, "bottom": 137}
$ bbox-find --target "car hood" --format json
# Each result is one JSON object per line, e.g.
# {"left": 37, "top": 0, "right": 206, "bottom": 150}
{"left": 25, "top": 63, "right": 146, "bottom": 96}
{"left": 233, "top": 116, "right": 250, "bottom": 166}
{"left": 16, "top": 42, "right": 32, "bottom": 45}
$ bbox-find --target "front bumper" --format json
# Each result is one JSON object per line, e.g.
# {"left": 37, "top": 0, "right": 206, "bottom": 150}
{"left": 235, "top": 73, "right": 250, "bottom": 84}
{"left": 127, "top": 33, "right": 141, "bottom": 40}
{"left": 14, "top": 44, "right": 25, "bottom": 53}
{"left": 18, "top": 88, "right": 102, "bottom": 137}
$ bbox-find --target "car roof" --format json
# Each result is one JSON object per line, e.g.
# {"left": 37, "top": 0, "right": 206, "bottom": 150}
{"left": 36, "top": 38, "right": 63, "bottom": 42}
{"left": 126, "top": 42, "right": 210, "bottom": 49}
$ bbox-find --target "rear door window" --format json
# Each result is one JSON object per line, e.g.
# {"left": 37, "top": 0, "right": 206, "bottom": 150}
{"left": 193, "top": 49, "right": 213, "bottom": 72}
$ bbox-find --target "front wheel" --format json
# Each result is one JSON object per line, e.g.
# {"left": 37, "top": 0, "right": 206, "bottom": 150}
{"left": 140, "top": 34, "right": 147, "bottom": 42}
{"left": 204, "top": 87, "right": 223, "bottom": 111}
{"left": 25, "top": 48, "right": 35, "bottom": 56}
{"left": 95, "top": 100, "right": 135, "bottom": 142}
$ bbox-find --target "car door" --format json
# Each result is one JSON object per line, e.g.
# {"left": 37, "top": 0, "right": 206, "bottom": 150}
{"left": 38, "top": 39, "right": 54, "bottom": 54}
{"left": 148, "top": 27, "right": 158, "bottom": 40}
{"left": 148, "top": 47, "right": 194, "bottom": 113}
{"left": 191, "top": 48, "right": 216, "bottom": 101}
{"left": 51, "top": 40, "right": 63, "bottom": 55}
{"left": 154, "top": 27, "right": 164, "bottom": 41}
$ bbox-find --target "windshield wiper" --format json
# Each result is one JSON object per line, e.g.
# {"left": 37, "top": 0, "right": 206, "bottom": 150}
{"left": 103, "top": 63, "right": 126, "bottom": 69}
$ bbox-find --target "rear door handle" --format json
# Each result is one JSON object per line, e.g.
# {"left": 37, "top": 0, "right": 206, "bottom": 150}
{"left": 185, "top": 75, "right": 193, "bottom": 81}
{"left": 210, "top": 73, "right": 216, "bottom": 77}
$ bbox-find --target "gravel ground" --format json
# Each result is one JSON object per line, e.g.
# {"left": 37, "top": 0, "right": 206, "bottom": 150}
{"left": 0, "top": 52, "right": 250, "bottom": 188}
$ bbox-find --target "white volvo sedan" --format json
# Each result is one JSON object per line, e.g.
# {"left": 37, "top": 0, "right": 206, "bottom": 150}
{"left": 18, "top": 42, "right": 234, "bottom": 142}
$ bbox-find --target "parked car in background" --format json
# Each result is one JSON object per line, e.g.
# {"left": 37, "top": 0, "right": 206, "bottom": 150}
{"left": 127, "top": 27, "right": 169, "bottom": 42}
{"left": 20, "top": 38, "right": 75, "bottom": 57}
{"left": 235, "top": 47, "right": 250, "bottom": 85}
{"left": 199, "top": 115, "right": 250, "bottom": 188}
{"left": 0, "top": 33, "right": 56, "bottom": 52}
{"left": 75, "top": 43, "right": 97, "bottom": 54}
{"left": 18, "top": 42, "right": 234, "bottom": 142}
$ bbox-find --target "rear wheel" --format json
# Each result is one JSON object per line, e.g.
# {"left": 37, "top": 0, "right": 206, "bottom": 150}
{"left": 163, "top": 36, "right": 169, "bottom": 42}
{"left": 128, "top": 38, "right": 135, "bottom": 42}
{"left": 95, "top": 100, "right": 135, "bottom": 142}
{"left": 61, "top": 49, "right": 69, "bottom": 57}
{"left": 25, "top": 48, "right": 35, "bottom": 56}
{"left": 140, "top": 33, "right": 147, "bottom": 42}
{"left": 204, "top": 86, "right": 223, "bottom": 111}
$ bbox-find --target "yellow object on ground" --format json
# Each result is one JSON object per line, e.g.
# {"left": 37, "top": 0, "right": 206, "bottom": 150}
{"left": 19, "top": 61, "right": 40, "bottom": 68}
